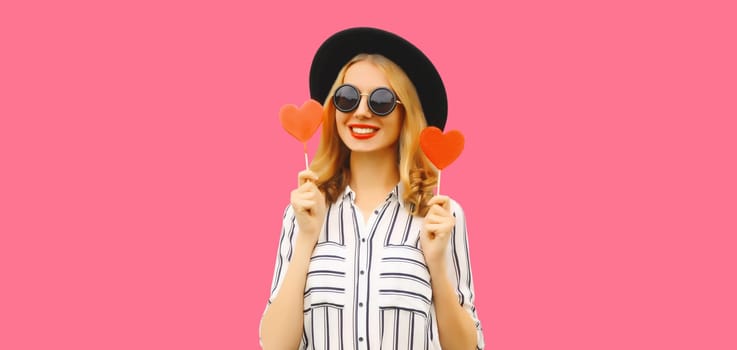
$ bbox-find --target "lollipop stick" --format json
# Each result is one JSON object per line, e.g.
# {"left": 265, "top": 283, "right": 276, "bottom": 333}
{"left": 436, "top": 170, "right": 441, "bottom": 196}
{"left": 303, "top": 142, "right": 309, "bottom": 170}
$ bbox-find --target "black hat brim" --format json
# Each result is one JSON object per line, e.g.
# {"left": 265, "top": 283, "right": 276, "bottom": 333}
{"left": 309, "top": 27, "right": 447, "bottom": 130}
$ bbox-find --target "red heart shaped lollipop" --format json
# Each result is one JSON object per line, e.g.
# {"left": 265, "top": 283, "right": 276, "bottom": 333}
{"left": 420, "top": 126, "right": 465, "bottom": 170}
{"left": 279, "top": 100, "right": 323, "bottom": 143}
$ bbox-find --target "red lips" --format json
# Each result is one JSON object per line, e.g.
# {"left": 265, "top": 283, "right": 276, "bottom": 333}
{"left": 348, "top": 124, "right": 379, "bottom": 139}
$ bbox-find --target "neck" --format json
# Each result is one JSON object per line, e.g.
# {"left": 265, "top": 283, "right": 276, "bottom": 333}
{"left": 348, "top": 147, "right": 400, "bottom": 195}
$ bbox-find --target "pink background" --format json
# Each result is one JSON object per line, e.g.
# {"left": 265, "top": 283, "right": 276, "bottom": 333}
{"left": 2, "top": 0, "right": 735, "bottom": 349}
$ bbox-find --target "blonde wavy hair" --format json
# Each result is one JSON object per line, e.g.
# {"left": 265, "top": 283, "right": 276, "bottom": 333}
{"left": 310, "top": 54, "right": 438, "bottom": 216}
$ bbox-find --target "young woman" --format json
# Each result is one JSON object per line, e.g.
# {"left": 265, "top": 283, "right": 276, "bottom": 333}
{"left": 261, "top": 27, "right": 484, "bottom": 350}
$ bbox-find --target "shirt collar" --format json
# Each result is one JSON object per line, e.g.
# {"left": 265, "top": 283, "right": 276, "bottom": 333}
{"left": 342, "top": 182, "right": 405, "bottom": 208}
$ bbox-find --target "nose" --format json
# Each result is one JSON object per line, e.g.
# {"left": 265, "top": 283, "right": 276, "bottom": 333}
{"left": 353, "top": 94, "right": 372, "bottom": 119}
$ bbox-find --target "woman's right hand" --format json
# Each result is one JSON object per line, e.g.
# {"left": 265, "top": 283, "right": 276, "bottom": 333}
{"left": 290, "top": 170, "right": 327, "bottom": 246}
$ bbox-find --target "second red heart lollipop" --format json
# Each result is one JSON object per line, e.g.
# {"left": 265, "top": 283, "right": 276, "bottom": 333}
{"left": 420, "top": 126, "right": 465, "bottom": 194}
{"left": 279, "top": 99, "right": 323, "bottom": 168}
{"left": 279, "top": 100, "right": 323, "bottom": 143}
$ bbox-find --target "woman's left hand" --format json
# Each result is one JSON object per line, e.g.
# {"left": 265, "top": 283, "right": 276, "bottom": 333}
{"left": 420, "top": 195, "right": 455, "bottom": 268}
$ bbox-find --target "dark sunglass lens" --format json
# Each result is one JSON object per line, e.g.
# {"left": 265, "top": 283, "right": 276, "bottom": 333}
{"left": 370, "top": 88, "right": 396, "bottom": 115}
{"left": 333, "top": 85, "right": 359, "bottom": 112}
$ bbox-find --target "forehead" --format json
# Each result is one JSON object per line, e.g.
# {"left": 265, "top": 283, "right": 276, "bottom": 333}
{"left": 343, "top": 61, "right": 391, "bottom": 91}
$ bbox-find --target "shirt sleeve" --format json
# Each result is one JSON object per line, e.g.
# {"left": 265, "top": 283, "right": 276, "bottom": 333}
{"left": 259, "top": 205, "right": 300, "bottom": 347}
{"left": 448, "top": 199, "right": 485, "bottom": 349}
{"left": 266, "top": 204, "right": 298, "bottom": 304}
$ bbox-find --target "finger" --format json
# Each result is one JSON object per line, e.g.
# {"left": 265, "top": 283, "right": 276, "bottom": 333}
{"left": 298, "top": 170, "right": 319, "bottom": 186}
{"left": 292, "top": 199, "right": 316, "bottom": 211}
{"left": 422, "top": 225, "right": 441, "bottom": 238}
{"left": 292, "top": 192, "right": 312, "bottom": 203}
{"left": 297, "top": 181, "right": 319, "bottom": 194}
{"left": 429, "top": 203, "right": 446, "bottom": 214}
{"left": 294, "top": 192, "right": 324, "bottom": 205}
{"left": 426, "top": 195, "right": 448, "bottom": 207}
{"left": 292, "top": 187, "right": 311, "bottom": 199}
{"left": 428, "top": 207, "right": 455, "bottom": 224}
{"left": 427, "top": 195, "right": 451, "bottom": 211}
{"left": 290, "top": 190, "right": 303, "bottom": 206}
{"left": 299, "top": 181, "right": 326, "bottom": 202}
{"left": 425, "top": 223, "right": 451, "bottom": 237}
{"left": 307, "top": 181, "right": 321, "bottom": 192}
{"left": 424, "top": 213, "right": 446, "bottom": 224}
{"left": 293, "top": 190, "right": 317, "bottom": 201}
{"left": 425, "top": 221, "right": 451, "bottom": 231}
{"left": 426, "top": 204, "right": 450, "bottom": 219}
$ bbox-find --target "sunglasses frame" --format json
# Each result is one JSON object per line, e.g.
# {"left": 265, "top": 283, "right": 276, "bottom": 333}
{"left": 332, "top": 84, "right": 402, "bottom": 116}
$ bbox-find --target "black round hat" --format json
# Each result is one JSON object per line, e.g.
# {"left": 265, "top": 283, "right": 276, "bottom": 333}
{"left": 309, "top": 27, "right": 448, "bottom": 130}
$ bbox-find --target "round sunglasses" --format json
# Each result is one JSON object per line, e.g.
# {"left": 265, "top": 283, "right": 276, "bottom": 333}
{"left": 332, "top": 84, "right": 402, "bottom": 116}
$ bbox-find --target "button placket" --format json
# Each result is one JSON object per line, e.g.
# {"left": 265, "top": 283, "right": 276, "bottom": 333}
{"left": 351, "top": 204, "right": 373, "bottom": 349}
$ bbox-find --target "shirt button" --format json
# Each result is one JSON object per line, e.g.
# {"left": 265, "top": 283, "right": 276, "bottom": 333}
{"left": 359, "top": 337, "right": 364, "bottom": 342}
{"left": 360, "top": 270, "right": 365, "bottom": 275}
{"left": 361, "top": 238, "right": 366, "bottom": 243}
{"left": 359, "top": 302, "right": 364, "bottom": 307}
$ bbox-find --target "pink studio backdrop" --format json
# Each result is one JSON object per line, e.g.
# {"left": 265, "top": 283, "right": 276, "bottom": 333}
{"left": 1, "top": 1, "right": 735, "bottom": 349}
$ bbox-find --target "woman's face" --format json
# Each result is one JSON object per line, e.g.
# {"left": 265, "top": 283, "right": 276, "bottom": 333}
{"left": 335, "top": 61, "right": 402, "bottom": 156}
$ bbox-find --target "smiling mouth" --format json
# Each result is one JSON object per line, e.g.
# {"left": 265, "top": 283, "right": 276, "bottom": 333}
{"left": 349, "top": 125, "right": 379, "bottom": 139}
{"left": 351, "top": 126, "right": 378, "bottom": 134}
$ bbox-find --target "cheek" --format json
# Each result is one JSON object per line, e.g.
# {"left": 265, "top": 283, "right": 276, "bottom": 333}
{"left": 391, "top": 115, "right": 404, "bottom": 136}
{"left": 335, "top": 112, "right": 349, "bottom": 125}
{"left": 386, "top": 120, "right": 402, "bottom": 142}
{"left": 334, "top": 114, "right": 350, "bottom": 139}
{"left": 393, "top": 126, "right": 403, "bottom": 139}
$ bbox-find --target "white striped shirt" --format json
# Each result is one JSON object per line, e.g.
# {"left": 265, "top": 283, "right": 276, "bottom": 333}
{"left": 262, "top": 184, "right": 484, "bottom": 349}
